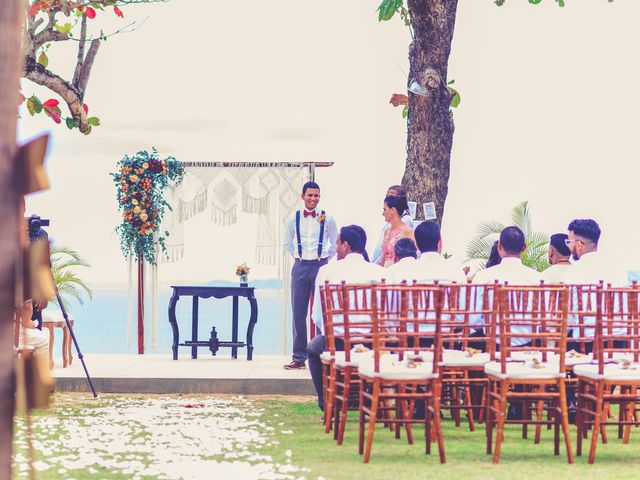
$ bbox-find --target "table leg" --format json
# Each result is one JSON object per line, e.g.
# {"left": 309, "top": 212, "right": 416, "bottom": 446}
{"left": 67, "top": 321, "right": 74, "bottom": 366}
{"left": 246, "top": 297, "right": 258, "bottom": 361}
{"left": 62, "top": 326, "right": 69, "bottom": 368}
{"left": 191, "top": 296, "right": 199, "bottom": 359}
{"left": 232, "top": 296, "right": 239, "bottom": 359}
{"left": 45, "top": 324, "right": 54, "bottom": 369}
{"left": 168, "top": 291, "right": 180, "bottom": 360}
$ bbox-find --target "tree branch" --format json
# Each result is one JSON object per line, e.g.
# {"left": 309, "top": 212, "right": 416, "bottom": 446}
{"left": 72, "top": 14, "right": 87, "bottom": 85}
{"left": 24, "top": 58, "right": 91, "bottom": 134}
{"left": 77, "top": 38, "right": 100, "bottom": 95}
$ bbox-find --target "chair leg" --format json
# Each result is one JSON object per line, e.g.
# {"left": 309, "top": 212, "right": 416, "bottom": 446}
{"left": 588, "top": 382, "right": 605, "bottom": 464}
{"left": 576, "top": 380, "right": 584, "bottom": 457}
{"left": 623, "top": 385, "right": 637, "bottom": 444}
{"left": 559, "top": 380, "right": 574, "bottom": 464}
{"left": 363, "top": 381, "right": 380, "bottom": 464}
{"left": 324, "top": 365, "right": 335, "bottom": 434}
{"left": 358, "top": 378, "right": 366, "bottom": 455}
{"left": 337, "top": 369, "right": 351, "bottom": 445}
{"left": 464, "top": 371, "right": 476, "bottom": 432}
{"left": 493, "top": 380, "right": 508, "bottom": 464}
{"left": 554, "top": 395, "right": 560, "bottom": 456}
{"left": 401, "top": 385, "right": 415, "bottom": 445}
{"left": 486, "top": 380, "right": 495, "bottom": 455}
{"left": 535, "top": 384, "right": 544, "bottom": 444}
{"left": 433, "top": 382, "right": 446, "bottom": 464}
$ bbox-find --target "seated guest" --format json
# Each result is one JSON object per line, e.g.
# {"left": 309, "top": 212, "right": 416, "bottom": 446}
{"left": 17, "top": 298, "right": 49, "bottom": 356}
{"left": 372, "top": 185, "right": 414, "bottom": 265}
{"left": 473, "top": 226, "right": 542, "bottom": 347}
{"left": 561, "top": 219, "right": 626, "bottom": 350}
{"left": 486, "top": 240, "right": 501, "bottom": 268}
{"left": 390, "top": 221, "right": 466, "bottom": 284}
{"left": 378, "top": 195, "right": 415, "bottom": 267}
{"left": 307, "top": 225, "right": 386, "bottom": 412}
{"left": 387, "top": 238, "right": 418, "bottom": 277}
{"left": 543, "top": 233, "right": 572, "bottom": 283}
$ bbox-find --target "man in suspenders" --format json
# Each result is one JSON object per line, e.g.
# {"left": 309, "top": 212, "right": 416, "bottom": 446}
{"left": 283, "top": 181, "right": 338, "bottom": 369}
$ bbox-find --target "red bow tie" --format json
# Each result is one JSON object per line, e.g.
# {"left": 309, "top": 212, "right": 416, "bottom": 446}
{"left": 303, "top": 210, "right": 316, "bottom": 218}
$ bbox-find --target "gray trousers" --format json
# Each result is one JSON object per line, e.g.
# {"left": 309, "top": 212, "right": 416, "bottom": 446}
{"left": 291, "top": 257, "right": 328, "bottom": 362}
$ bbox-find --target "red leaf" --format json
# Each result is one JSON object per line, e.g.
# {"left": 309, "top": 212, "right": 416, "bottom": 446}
{"left": 114, "top": 6, "right": 124, "bottom": 18}
{"left": 389, "top": 94, "right": 409, "bottom": 107}
{"left": 43, "top": 98, "right": 59, "bottom": 107}
{"left": 85, "top": 6, "right": 96, "bottom": 19}
{"left": 18, "top": 92, "right": 25, "bottom": 105}
{"left": 28, "top": 2, "right": 42, "bottom": 18}
{"left": 82, "top": 103, "right": 89, "bottom": 114}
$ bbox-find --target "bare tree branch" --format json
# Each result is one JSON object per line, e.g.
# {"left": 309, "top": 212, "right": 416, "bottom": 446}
{"left": 77, "top": 38, "right": 100, "bottom": 95}
{"left": 72, "top": 14, "right": 87, "bottom": 85}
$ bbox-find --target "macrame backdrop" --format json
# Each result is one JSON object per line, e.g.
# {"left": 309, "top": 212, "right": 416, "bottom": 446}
{"left": 127, "top": 162, "right": 313, "bottom": 354}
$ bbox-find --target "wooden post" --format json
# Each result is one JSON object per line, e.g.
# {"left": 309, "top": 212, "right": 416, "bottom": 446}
{"left": 0, "top": 1, "right": 24, "bottom": 476}
{"left": 137, "top": 256, "right": 144, "bottom": 354}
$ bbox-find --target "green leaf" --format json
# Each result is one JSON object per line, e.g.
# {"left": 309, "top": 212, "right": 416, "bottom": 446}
{"left": 65, "top": 117, "right": 77, "bottom": 129}
{"left": 37, "top": 51, "right": 48, "bottom": 67}
{"left": 87, "top": 116, "right": 101, "bottom": 126}
{"left": 377, "top": 0, "right": 402, "bottom": 22}
{"left": 27, "top": 95, "right": 42, "bottom": 116}
{"left": 54, "top": 22, "right": 73, "bottom": 34}
{"left": 450, "top": 91, "right": 461, "bottom": 108}
{"left": 401, "top": 105, "right": 408, "bottom": 119}
{"left": 528, "top": 0, "right": 544, "bottom": 4}
{"left": 447, "top": 79, "right": 455, "bottom": 85}
{"left": 27, "top": 97, "right": 35, "bottom": 116}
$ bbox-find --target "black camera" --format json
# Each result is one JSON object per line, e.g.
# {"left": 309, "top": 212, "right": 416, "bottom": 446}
{"left": 26, "top": 214, "right": 50, "bottom": 242}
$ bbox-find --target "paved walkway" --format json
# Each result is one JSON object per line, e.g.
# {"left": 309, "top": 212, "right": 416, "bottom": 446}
{"left": 53, "top": 354, "right": 314, "bottom": 395}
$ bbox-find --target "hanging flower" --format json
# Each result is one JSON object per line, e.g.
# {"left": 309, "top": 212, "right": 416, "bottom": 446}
{"left": 111, "top": 148, "right": 184, "bottom": 265}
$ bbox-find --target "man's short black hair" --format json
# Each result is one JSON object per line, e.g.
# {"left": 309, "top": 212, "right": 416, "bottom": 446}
{"left": 302, "top": 181, "right": 320, "bottom": 195}
{"left": 550, "top": 233, "right": 571, "bottom": 257}
{"left": 339, "top": 225, "right": 368, "bottom": 260}
{"left": 414, "top": 221, "right": 440, "bottom": 253}
{"left": 499, "top": 226, "right": 526, "bottom": 255}
{"left": 394, "top": 238, "right": 417, "bottom": 260}
{"left": 568, "top": 218, "right": 601, "bottom": 245}
{"left": 384, "top": 194, "right": 408, "bottom": 217}
{"left": 387, "top": 184, "right": 406, "bottom": 196}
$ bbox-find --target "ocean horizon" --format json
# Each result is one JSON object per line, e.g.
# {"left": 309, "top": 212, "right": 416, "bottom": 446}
{"left": 47, "top": 279, "right": 291, "bottom": 359}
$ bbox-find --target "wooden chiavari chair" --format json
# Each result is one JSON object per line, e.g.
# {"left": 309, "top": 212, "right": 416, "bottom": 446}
{"left": 357, "top": 283, "right": 445, "bottom": 464}
{"left": 575, "top": 283, "right": 640, "bottom": 463}
{"left": 485, "top": 284, "right": 573, "bottom": 464}
{"left": 320, "top": 282, "right": 378, "bottom": 443}
{"left": 439, "top": 281, "right": 498, "bottom": 431}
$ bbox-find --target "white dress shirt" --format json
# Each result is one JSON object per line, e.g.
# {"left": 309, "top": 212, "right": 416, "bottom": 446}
{"left": 389, "top": 251, "right": 467, "bottom": 284}
{"left": 561, "top": 251, "right": 626, "bottom": 287}
{"left": 472, "top": 257, "right": 543, "bottom": 346}
{"left": 371, "top": 213, "right": 414, "bottom": 265}
{"left": 560, "top": 251, "right": 627, "bottom": 338}
{"left": 284, "top": 207, "right": 338, "bottom": 260}
{"left": 542, "top": 262, "right": 572, "bottom": 284}
{"left": 312, "top": 253, "right": 387, "bottom": 335}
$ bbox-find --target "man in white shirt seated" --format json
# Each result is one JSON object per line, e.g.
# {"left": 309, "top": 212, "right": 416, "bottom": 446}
{"left": 473, "top": 226, "right": 543, "bottom": 348}
{"left": 390, "top": 221, "right": 467, "bottom": 284}
{"left": 562, "top": 218, "right": 626, "bottom": 351}
{"left": 307, "top": 225, "right": 386, "bottom": 412}
{"left": 372, "top": 185, "right": 414, "bottom": 265}
{"left": 543, "top": 233, "right": 572, "bottom": 284}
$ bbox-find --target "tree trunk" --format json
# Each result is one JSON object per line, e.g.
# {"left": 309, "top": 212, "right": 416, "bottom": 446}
{"left": 403, "top": 0, "right": 458, "bottom": 223}
{"left": 0, "top": 1, "right": 25, "bottom": 477}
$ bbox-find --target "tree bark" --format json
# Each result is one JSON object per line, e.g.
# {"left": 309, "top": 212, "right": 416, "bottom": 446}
{"left": 0, "top": 1, "right": 25, "bottom": 477}
{"left": 403, "top": 0, "right": 458, "bottom": 223}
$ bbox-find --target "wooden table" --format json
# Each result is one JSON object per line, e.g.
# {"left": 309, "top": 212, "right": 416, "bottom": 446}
{"left": 42, "top": 316, "right": 74, "bottom": 369}
{"left": 168, "top": 285, "right": 258, "bottom": 360}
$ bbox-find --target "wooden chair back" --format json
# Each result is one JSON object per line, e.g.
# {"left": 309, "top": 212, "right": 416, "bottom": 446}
{"left": 496, "top": 284, "right": 569, "bottom": 373}
{"left": 563, "top": 282, "right": 603, "bottom": 353}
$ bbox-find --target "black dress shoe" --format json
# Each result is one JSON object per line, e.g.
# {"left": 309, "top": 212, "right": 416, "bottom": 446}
{"left": 283, "top": 360, "right": 306, "bottom": 370}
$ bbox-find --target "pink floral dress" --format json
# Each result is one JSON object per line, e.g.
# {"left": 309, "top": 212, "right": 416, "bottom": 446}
{"left": 380, "top": 224, "right": 415, "bottom": 267}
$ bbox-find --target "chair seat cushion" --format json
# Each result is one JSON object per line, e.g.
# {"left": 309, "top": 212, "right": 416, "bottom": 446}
{"left": 358, "top": 358, "right": 437, "bottom": 381}
{"left": 484, "top": 361, "right": 562, "bottom": 380}
{"left": 335, "top": 351, "right": 374, "bottom": 368}
{"left": 573, "top": 362, "right": 640, "bottom": 381}
{"left": 442, "top": 351, "right": 491, "bottom": 367}
{"left": 510, "top": 351, "right": 593, "bottom": 367}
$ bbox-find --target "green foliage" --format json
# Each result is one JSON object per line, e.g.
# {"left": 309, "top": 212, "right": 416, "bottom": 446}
{"left": 447, "top": 79, "right": 461, "bottom": 110}
{"left": 112, "top": 148, "right": 185, "bottom": 265}
{"left": 50, "top": 245, "right": 93, "bottom": 310}
{"left": 465, "top": 201, "right": 550, "bottom": 272}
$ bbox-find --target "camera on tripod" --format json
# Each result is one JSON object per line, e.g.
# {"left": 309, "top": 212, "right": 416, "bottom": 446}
{"left": 26, "top": 214, "right": 49, "bottom": 242}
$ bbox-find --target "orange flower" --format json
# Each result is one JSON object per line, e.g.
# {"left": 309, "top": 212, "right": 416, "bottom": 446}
{"left": 129, "top": 175, "right": 138, "bottom": 183}
{"left": 133, "top": 206, "right": 141, "bottom": 214}
{"left": 132, "top": 199, "right": 138, "bottom": 205}
{"left": 142, "top": 162, "right": 149, "bottom": 169}
{"left": 140, "top": 213, "right": 148, "bottom": 221}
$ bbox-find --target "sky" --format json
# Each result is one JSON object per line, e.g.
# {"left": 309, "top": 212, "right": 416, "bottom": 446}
{"left": 19, "top": 0, "right": 640, "bottom": 286}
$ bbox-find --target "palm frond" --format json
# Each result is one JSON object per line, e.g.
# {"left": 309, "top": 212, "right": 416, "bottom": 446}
{"left": 49, "top": 245, "right": 93, "bottom": 308}
{"left": 511, "top": 201, "right": 532, "bottom": 236}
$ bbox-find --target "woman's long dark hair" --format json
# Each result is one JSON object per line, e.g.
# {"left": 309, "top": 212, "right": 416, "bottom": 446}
{"left": 384, "top": 195, "right": 408, "bottom": 218}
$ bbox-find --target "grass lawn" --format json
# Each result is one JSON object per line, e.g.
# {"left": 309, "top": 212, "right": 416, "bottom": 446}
{"left": 256, "top": 397, "right": 640, "bottom": 480}
{"left": 12, "top": 394, "right": 640, "bottom": 479}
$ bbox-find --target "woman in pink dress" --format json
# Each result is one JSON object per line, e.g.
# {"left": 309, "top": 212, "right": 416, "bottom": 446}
{"left": 379, "top": 195, "right": 415, "bottom": 267}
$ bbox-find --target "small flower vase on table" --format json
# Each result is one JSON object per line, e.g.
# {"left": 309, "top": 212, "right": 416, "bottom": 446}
{"left": 236, "top": 263, "right": 250, "bottom": 287}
